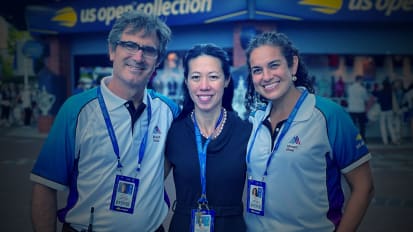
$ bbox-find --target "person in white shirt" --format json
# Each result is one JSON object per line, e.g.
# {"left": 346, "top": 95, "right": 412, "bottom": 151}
{"left": 244, "top": 31, "right": 374, "bottom": 232}
{"left": 347, "top": 75, "right": 370, "bottom": 141}
{"left": 30, "top": 11, "right": 179, "bottom": 232}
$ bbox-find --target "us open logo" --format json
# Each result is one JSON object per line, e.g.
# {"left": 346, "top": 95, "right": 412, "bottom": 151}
{"left": 299, "top": 0, "right": 343, "bottom": 14}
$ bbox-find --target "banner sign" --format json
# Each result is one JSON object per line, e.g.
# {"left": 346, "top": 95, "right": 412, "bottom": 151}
{"left": 25, "top": 0, "right": 247, "bottom": 34}
{"left": 25, "top": 0, "right": 413, "bottom": 34}
{"left": 255, "top": 0, "right": 413, "bottom": 22}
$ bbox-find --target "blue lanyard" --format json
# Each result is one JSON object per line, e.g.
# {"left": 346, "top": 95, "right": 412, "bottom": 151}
{"left": 246, "top": 90, "right": 308, "bottom": 177}
{"left": 192, "top": 109, "right": 224, "bottom": 204}
{"left": 97, "top": 87, "right": 151, "bottom": 172}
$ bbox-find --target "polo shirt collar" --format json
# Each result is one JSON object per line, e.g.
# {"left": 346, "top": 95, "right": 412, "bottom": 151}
{"left": 262, "top": 87, "right": 313, "bottom": 123}
{"left": 100, "top": 76, "right": 148, "bottom": 112}
{"left": 292, "top": 87, "right": 313, "bottom": 122}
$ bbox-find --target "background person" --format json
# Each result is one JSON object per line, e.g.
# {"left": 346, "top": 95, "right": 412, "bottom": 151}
{"left": 20, "top": 85, "right": 33, "bottom": 126}
{"left": 244, "top": 32, "right": 374, "bottom": 232}
{"left": 403, "top": 83, "right": 413, "bottom": 143}
{"left": 392, "top": 78, "right": 405, "bottom": 143}
{"left": 347, "top": 75, "right": 370, "bottom": 141}
{"left": 30, "top": 11, "right": 179, "bottom": 232}
{"left": 164, "top": 44, "right": 251, "bottom": 232}
{"left": 372, "top": 78, "right": 398, "bottom": 145}
{"left": 0, "top": 83, "right": 12, "bottom": 127}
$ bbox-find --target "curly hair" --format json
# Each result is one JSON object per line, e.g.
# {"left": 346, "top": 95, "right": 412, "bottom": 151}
{"left": 244, "top": 32, "right": 314, "bottom": 113}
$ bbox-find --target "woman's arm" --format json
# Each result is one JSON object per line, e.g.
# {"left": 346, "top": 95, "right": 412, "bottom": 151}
{"left": 336, "top": 161, "right": 375, "bottom": 232}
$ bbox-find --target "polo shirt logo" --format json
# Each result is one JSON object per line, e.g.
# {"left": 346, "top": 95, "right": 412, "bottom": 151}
{"left": 152, "top": 126, "right": 161, "bottom": 142}
{"left": 153, "top": 126, "right": 161, "bottom": 134}
{"left": 355, "top": 133, "right": 365, "bottom": 149}
{"left": 286, "top": 135, "right": 301, "bottom": 152}
{"left": 289, "top": 136, "right": 301, "bottom": 145}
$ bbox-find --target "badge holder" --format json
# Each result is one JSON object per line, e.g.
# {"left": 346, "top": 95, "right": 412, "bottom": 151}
{"left": 109, "top": 175, "right": 139, "bottom": 214}
{"left": 191, "top": 195, "right": 215, "bottom": 232}
{"left": 246, "top": 178, "right": 265, "bottom": 216}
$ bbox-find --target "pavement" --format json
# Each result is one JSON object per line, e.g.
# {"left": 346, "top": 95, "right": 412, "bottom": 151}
{"left": 0, "top": 125, "right": 48, "bottom": 139}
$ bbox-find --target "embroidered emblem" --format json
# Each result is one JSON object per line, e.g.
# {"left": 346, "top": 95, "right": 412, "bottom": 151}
{"left": 153, "top": 126, "right": 161, "bottom": 134}
{"left": 286, "top": 136, "right": 301, "bottom": 152}
{"left": 289, "top": 136, "right": 301, "bottom": 145}
{"left": 152, "top": 126, "right": 161, "bottom": 142}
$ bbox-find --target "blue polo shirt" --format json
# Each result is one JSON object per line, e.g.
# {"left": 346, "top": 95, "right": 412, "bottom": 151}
{"left": 30, "top": 76, "right": 180, "bottom": 232}
{"left": 245, "top": 91, "right": 371, "bottom": 232}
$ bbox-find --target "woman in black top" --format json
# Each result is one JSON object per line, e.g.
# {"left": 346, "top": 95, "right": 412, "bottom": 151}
{"left": 165, "top": 44, "right": 252, "bottom": 232}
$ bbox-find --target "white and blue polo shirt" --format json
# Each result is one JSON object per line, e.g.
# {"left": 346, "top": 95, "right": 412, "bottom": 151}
{"left": 245, "top": 91, "right": 371, "bottom": 232}
{"left": 30, "top": 76, "right": 180, "bottom": 232}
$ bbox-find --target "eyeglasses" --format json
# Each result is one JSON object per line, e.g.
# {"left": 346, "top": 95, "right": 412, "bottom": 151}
{"left": 115, "top": 41, "right": 158, "bottom": 59}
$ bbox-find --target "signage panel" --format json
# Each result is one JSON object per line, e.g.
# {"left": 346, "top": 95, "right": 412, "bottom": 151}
{"left": 25, "top": 0, "right": 413, "bottom": 34}
{"left": 255, "top": 0, "right": 413, "bottom": 22}
{"left": 26, "top": 0, "right": 248, "bottom": 34}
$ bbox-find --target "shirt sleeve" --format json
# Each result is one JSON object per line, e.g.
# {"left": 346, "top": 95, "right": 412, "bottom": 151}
{"left": 325, "top": 100, "right": 371, "bottom": 173}
{"left": 30, "top": 99, "right": 77, "bottom": 191}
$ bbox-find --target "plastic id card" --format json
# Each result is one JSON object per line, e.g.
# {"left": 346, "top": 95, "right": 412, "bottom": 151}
{"left": 246, "top": 178, "right": 265, "bottom": 216}
{"left": 191, "top": 208, "right": 215, "bottom": 232}
{"left": 110, "top": 175, "right": 139, "bottom": 214}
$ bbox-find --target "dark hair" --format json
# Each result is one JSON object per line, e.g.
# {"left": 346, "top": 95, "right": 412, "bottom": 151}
{"left": 107, "top": 11, "right": 171, "bottom": 64}
{"left": 244, "top": 32, "right": 314, "bottom": 113}
{"left": 178, "top": 43, "right": 234, "bottom": 119}
{"left": 382, "top": 77, "right": 392, "bottom": 93}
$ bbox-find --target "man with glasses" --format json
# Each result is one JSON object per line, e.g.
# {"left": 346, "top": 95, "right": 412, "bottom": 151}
{"left": 30, "top": 11, "right": 180, "bottom": 232}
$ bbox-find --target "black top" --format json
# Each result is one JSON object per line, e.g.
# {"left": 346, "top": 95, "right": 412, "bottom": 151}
{"left": 373, "top": 88, "right": 393, "bottom": 111}
{"left": 166, "top": 111, "right": 252, "bottom": 232}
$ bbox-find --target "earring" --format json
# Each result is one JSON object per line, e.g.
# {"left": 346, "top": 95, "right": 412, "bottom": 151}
{"left": 292, "top": 75, "right": 297, "bottom": 82}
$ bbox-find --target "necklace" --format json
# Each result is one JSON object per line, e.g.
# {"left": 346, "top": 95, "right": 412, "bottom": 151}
{"left": 191, "top": 108, "right": 227, "bottom": 139}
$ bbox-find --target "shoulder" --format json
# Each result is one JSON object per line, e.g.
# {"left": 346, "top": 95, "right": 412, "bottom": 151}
{"left": 314, "top": 95, "right": 347, "bottom": 116}
{"left": 228, "top": 111, "right": 252, "bottom": 131}
{"left": 167, "top": 115, "right": 192, "bottom": 141}
{"left": 312, "top": 95, "right": 356, "bottom": 130}
{"left": 248, "top": 104, "right": 268, "bottom": 125}
{"left": 170, "top": 113, "right": 191, "bottom": 131}
{"left": 61, "top": 88, "right": 98, "bottom": 117}
{"left": 148, "top": 89, "right": 181, "bottom": 118}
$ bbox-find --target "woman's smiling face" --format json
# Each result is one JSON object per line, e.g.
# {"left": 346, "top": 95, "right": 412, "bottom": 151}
{"left": 185, "top": 55, "right": 229, "bottom": 113}
{"left": 249, "top": 45, "right": 297, "bottom": 102}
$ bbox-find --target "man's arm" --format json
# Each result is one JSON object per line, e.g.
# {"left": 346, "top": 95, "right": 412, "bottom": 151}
{"left": 31, "top": 183, "right": 57, "bottom": 232}
{"left": 336, "top": 161, "right": 375, "bottom": 232}
{"left": 164, "top": 158, "right": 172, "bottom": 180}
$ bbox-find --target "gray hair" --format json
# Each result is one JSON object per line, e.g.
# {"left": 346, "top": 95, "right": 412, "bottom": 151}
{"left": 107, "top": 11, "right": 171, "bottom": 63}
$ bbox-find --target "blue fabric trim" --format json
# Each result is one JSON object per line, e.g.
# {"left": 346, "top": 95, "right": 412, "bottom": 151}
{"left": 314, "top": 95, "right": 369, "bottom": 228}
{"left": 148, "top": 89, "right": 181, "bottom": 119}
{"left": 32, "top": 87, "right": 98, "bottom": 223}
